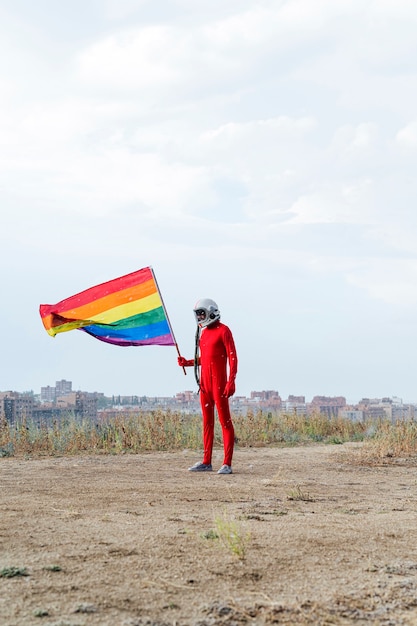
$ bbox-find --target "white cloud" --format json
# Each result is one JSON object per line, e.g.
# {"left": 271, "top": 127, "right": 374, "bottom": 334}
{"left": 78, "top": 26, "right": 185, "bottom": 89}
{"left": 75, "top": 2, "right": 366, "bottom": 96}
{"left": 347, "top": 260, "right": 417, "bottom": 307}
{"left": 2, "top": 144, "right": 210, "bottom": 220}
{"left": 65, "top": 149, "right": 209, "bottom": 216}
{"left": 288, "top": 179, "right": 375, "bottom": 225}
{"left": 198, "top": 114, "right": 316, "bottom": 182}
{"left": 396, "top": 121, "right": 417, "bottom": 148}
{"left": 100, "top": 0, "right": 148, "bottom": 21}
{"left": 201, "top": 115, "right": 316, "bottom": 144}
{"left": 373, "top": 0, "right": 417, "bottom": 20}
{"left": 331, "top": 123, "right": 378, "bottom": 155}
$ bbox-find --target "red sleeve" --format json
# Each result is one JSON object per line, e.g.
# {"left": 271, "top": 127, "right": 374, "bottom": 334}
{"left": 223, "top": 325, "right": 238, "bottom": 381}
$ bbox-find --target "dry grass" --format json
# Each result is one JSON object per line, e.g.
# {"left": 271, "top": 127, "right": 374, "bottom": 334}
{"left": 348, "top": 419, "right": 417, "bottom": 465}
{"left": 0, "top": 410, "right": 199, "bottom": 456}
{"left": 230, "top": 410, "right": 367, "bottom": 446}
{"left": 1, "top": 410, "right": 416, "bottom": 464}
{"left": 286, "top": 484, "right": 314, "bottom": 502}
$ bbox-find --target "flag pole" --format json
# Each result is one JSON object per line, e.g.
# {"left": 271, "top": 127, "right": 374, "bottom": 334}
{"left": 150, "top": 266, "right": 186, "bottom": 375}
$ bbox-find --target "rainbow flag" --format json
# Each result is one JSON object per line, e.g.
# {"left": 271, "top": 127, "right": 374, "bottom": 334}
{"left": 39, "top": 267, "right": 176, "bottom": 347}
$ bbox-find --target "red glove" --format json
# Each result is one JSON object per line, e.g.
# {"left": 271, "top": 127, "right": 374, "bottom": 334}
{"left": 223, "top": 379, "right": 235, "bottom": 398}
{"left": 178, "top": 356, "right": 194, "bottom": 367}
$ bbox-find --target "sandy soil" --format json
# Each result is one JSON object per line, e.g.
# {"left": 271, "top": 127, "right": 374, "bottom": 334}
{"left": 1, "top": 443, "right": 417, "bottom": 626}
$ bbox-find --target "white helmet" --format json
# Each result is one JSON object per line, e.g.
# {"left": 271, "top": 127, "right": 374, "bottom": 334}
{"left": 193, "top": 298, "right": 221, "bottom": 328}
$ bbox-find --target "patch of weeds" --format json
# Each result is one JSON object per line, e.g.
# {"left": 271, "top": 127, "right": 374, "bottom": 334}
{"left": 0, "top": 443, "right": 14, "bottom": 457}
{"left": 74, "top": 603, "right": 97, "bottom": 614}
{"left": 326, "top": 436, "right": 344, "bottom": 444}
{"left": 201, "top": 529, "right": 219, "bottom": 540}
{"left": 283, "top": 432, "right": 301, "bottom": 444}
{"left": 203, "top": 602, "right": 241, "bottom": 621}
{"left": 0, "top": 566, "right": 29, "bottom": 578}
{"left": 241, "top": 502, "right": 288, "bottom": 520}
{"left": 310, "top": 434, "right": 324, "bottom": 442}
{"left": 163, "top": 602, "right": 180, "bottom": 610}
{"left": 286, "top": 485, "right": 314, "bottom": 502}
{"left": 214, "top": 510, "right": 250, "bottom": 560}
{"left": 123, "top": 617, "right": 173, "bottom": 626}
{"left": 123, "top": 509, "right": 144, "bottom": 517}
{"left": 384, "top": 562, "right": 417, "bottom": 575}
{"left": 339, "top": 508, "right": 359, "bottom": 515}
{"left": 365, "top": 563, "right": 379, "bottom": 572}
{"left": 33, "top": 608, "right": 49, "bottom": 617}
{"left": 43, "top": 565, "right": 62, "bottom": 572}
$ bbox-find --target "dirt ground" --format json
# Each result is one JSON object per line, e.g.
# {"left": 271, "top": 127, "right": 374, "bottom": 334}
{"left": 1, "top": 443, "right": 417, "bottom": 626}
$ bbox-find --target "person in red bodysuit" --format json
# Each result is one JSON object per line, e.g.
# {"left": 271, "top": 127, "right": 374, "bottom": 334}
{"left": 178, "top": 298, "right": 237, "bottom": 475}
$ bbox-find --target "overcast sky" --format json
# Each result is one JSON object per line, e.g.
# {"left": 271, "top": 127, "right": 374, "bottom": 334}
{"left": 1, "top": 0, "right": 417, "bottom": 404}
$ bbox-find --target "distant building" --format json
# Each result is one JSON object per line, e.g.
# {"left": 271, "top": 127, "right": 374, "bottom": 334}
{"left": 339, "top": 409, "right": 364, "bottom": 422}
{"left": 0, "top": 391, "right": 35, "bottom": 424}
{"left": 310, "top": 396, "right": 347, "bottom": 418}
{"left": 392, "top": 404, "right": 415, "bottom": 421}
{"left": 283, "top": 396, "right": 307, "bottom": 415}
{"left": 55, "top": 379, "right": 72, "bottom": 396}
{"left": 249, "top": 390, "right": 282, "bottom": 411}
{"left": 41, "top": 385, "right": 56, "bottom": 403}
{"left": 75, "top": 391, "right": 98, "bottom": 419}
{"left": 251, "top": 390, "right": 280, "bottom": 401}
{"left": 287, "top": 395, "right": 305, "bottom": 404}
{"left": 357, "top": 397, "right": 400, "bottom": 420}
{"left": 41, "top": 380, "right": 73, "bottom": 403}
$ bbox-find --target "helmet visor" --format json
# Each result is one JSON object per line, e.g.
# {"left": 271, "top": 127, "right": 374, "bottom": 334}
{"left": 195, "top": 309, "right": 206, "bottom": 320}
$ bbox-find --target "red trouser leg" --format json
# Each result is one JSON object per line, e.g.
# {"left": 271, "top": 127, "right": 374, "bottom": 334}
{"left": 200, "top": 389, "right": 235, "bottom": 467}
{"left": 216, "top": 395, "right": 235, "bottom": 467}
{"left": 200, "top": 391, "right": 215, "bottom": 465}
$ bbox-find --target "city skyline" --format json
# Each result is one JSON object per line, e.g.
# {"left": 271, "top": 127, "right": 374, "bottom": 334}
{"left": 2, "top": 377, "right": 414, "bottom": 408}
{"left": 2, "top": 379, "right": 415, "bottom": 426}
